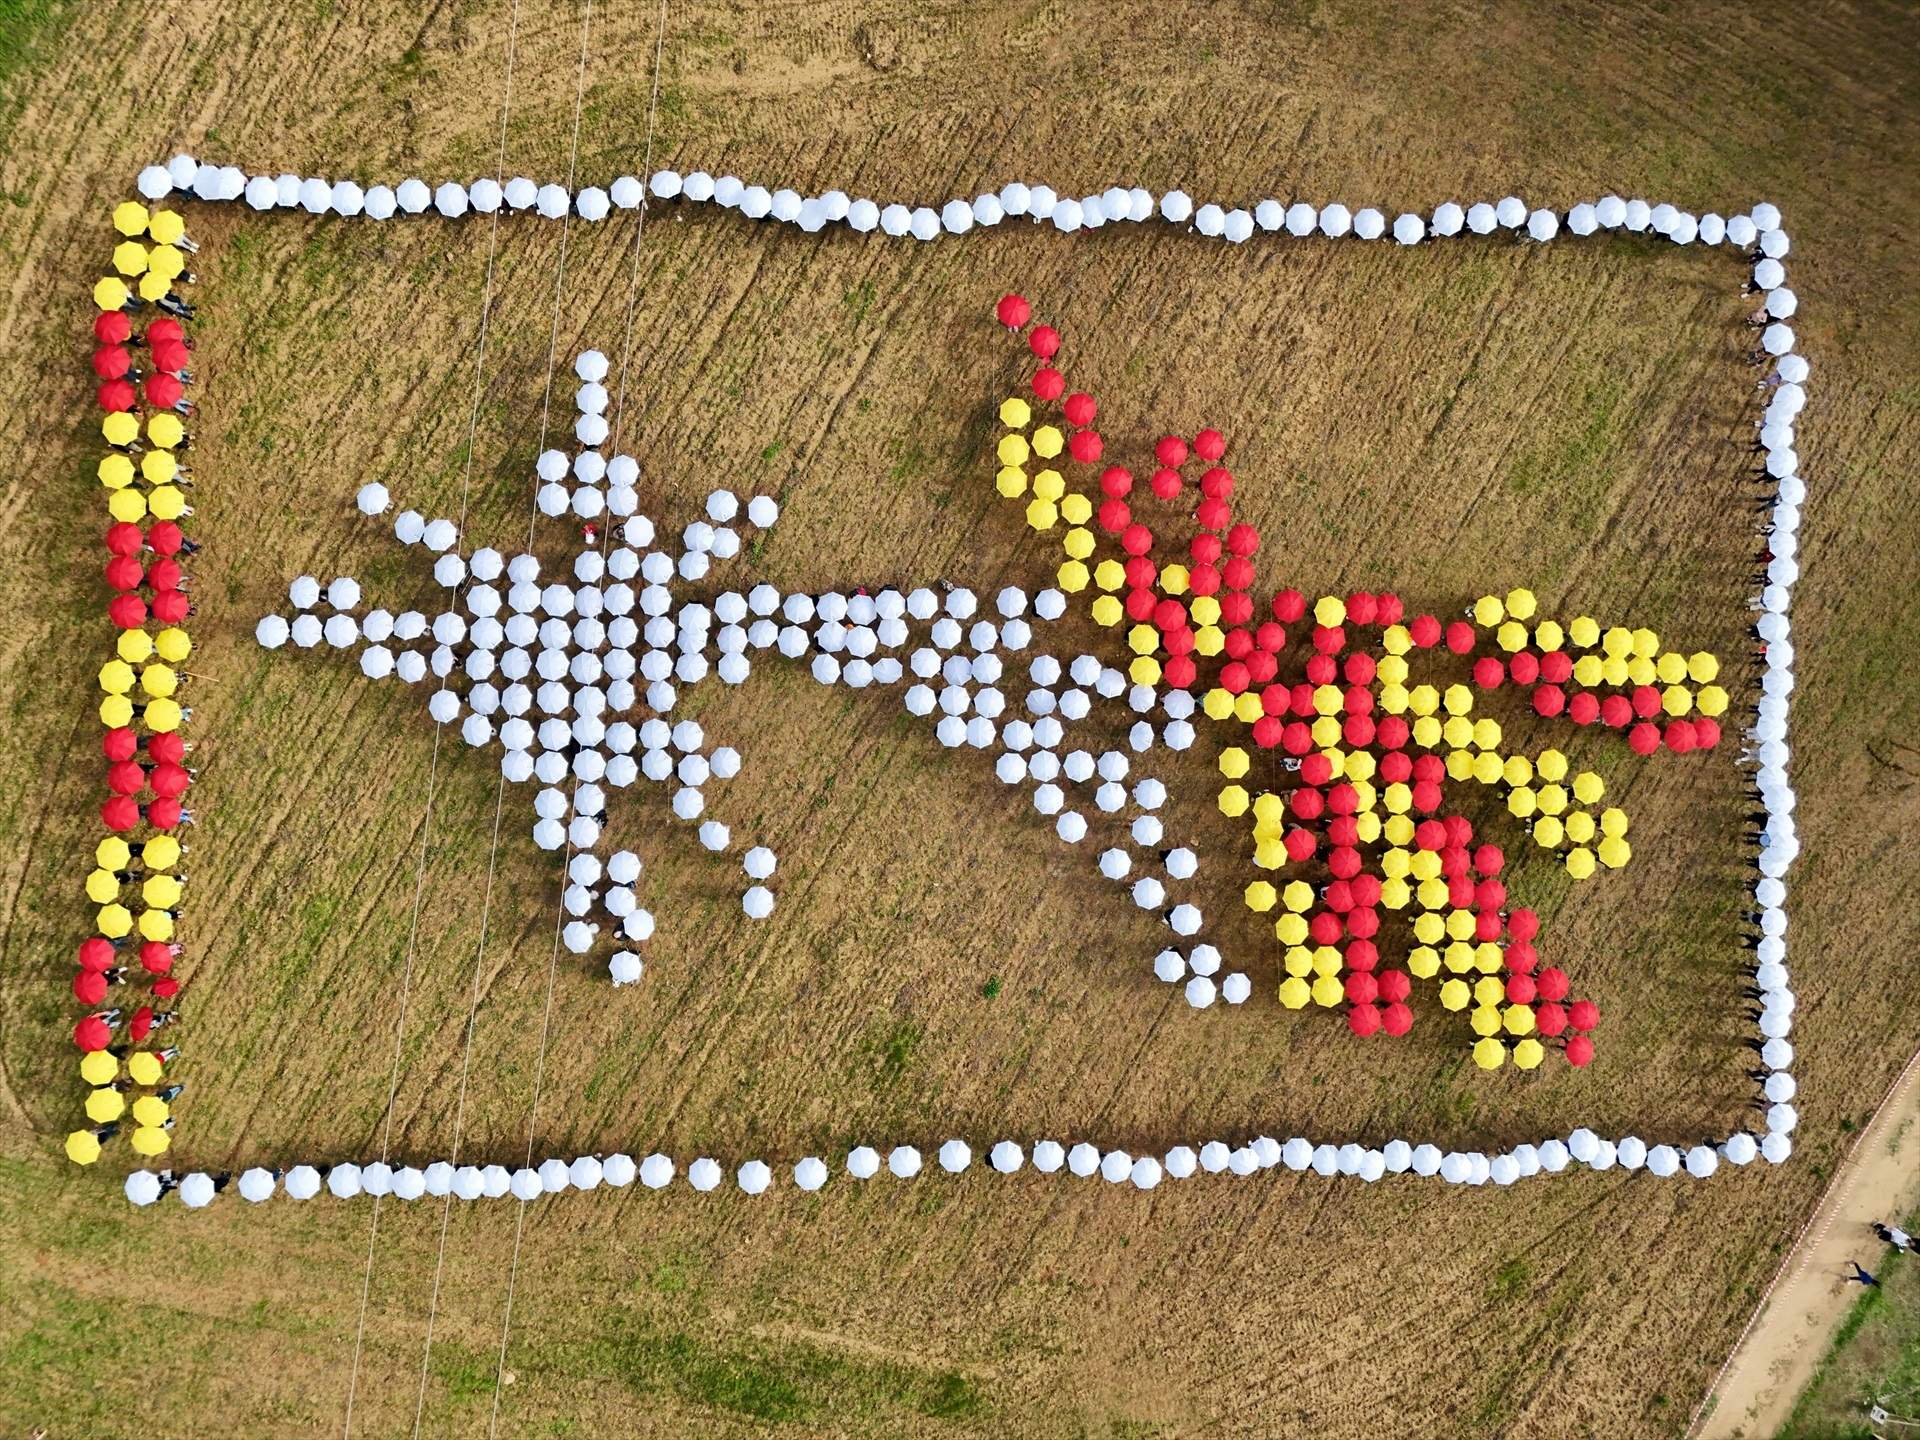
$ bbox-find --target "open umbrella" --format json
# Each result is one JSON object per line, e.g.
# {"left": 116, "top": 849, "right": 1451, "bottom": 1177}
{"left": 70, "top": 1019, "right": 109, "bottom": 1055}
{"left": 130, "top": 1125, "right": 171, "bottom": 1157}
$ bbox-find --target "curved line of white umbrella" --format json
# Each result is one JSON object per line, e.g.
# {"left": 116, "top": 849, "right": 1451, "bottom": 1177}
{"left": 118, "top": 158, "right": 1805, "bottom": 1203}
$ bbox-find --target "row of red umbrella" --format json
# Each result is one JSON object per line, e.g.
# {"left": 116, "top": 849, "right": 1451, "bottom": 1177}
{"left": 93, "top": 314, "right": 189, "bottom": 412}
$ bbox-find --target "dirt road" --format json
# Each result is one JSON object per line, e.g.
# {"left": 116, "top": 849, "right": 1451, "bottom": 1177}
{"left": 1696, "top": 1047, "right": 1920, "bottom": 1438}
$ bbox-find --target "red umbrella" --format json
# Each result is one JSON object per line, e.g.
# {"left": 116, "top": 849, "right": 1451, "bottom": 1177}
{"left": 1309, "top": 912, "right": 1342, "bottom": 945}
{"left": 1444, "top": 621, "right": 1475, "bottom": 654}
{"left": 1568, "top": 998, "right": 1599, "bottom": 1031}
{"left": 1474, "top": 910, "right": 1503, "bottom": 942}
{"left": 91, "top": 346, "right": 132, "bottom": 379}
{"left": 1508, "top": 909, "right": 1540, "bottom": 941}
{"left": 94, "top": 310, "right": 132, "bottom": 345}
{"left": 149, "top": 763, "right": 190, "bottom": 799}
{"left": 1539, "top": 651, "right": 1573, "bottom": 683}
{"left": 1164, "top": 655, "right": 1196, "bottom": 689}
{"left": 1473, "top": 657, "right": 1505, "bottom": 688}
{"left": 1150, "top": 467, "right": 1183, "bottom": 500}
{"left": 1664, "top": 720, "right": 1698, "bottom": 753}
{"left": 1535, "top": 966, "right": 1569, "bottom": 1001}
{"left": 150, "top": 337, "right": 191, "bottom": 373}
{"left": 1473, "top": 842, "right": 1505, "bottom": 876}
{"left": 78, "top": 937, "right": 116, "bottom": 971}
{"left": 1475, "top": 878, "right": 1507, "bottom": 911}
{"left": 1599, "top": 694, "right": 1633, "bottom": 727}
{"left": 1347, "top": 1003, "right": 1382, "bottom": 1037}
{"left": 1505, "top": 972, "right": 1537, "bottom": 1005}
{"left": 1200, "top": 466, "right": 1233, "bottom": 501}
{"left": 147, "top": 557, "right": 183, "bottom": 592}
{"left": 1194, "top": 428, "right": 1226, "bottom": 461}
{"left": 73, "top": 970, "right": 109, "bottom": 1005}
{"left": 1445, "top": 815, "right": 1474, "bottom": 846}
{"left": 1068, "top": 430, "right": 1102, "bottom": 463}
{"left": 108, "top": 593, "right": 148, "bottom": 629}
{"left": 1535, "top": 1001, "right": 1568, "bottom": 1036}
{"left": 1377, "top": 969, "right": 1411, "bottom": 1003}
{"left": 1347, "top": 907, "right": 1380, "bottom": 940}
{"left": 1694, "top": 716, "right": 1722, "bottom": 748}
{"left": 146, "top": 316, "right": 184, "bottom": 344}
{"left": 1533, "top": 685, "right": 1566, "bottom": 717}
{"left": 1120, "top": 523, "right": 1153, "bottom": 557}
{"left": 144, "top": 372, "right": 182, "bottom": 409}
{"left": 1249, "top": 713, "right": 1281, "bottom": 747}
{"left": 152, "top": 976, "right": 180, "bottom": 1000}
{"left": 1382, "top": 1001, "right": 1414, "bottom": 1036}
{"left": 98, "top": 378, "right": 136, "bottom": 412}
{"left": 1344, "top": 938, "right": 1378, "bottom": 970}
{"left": 1063, "top": 391, "right": 1096, "bottom": 426}
{"left": 1346, "top": 592, "right": 1379, "bottom": 626}
{"left": 1283, "top": 828, "right": 1316, "bottom": 863}
{"left": 1505, "top": 939, "right": 1537, "bottom": 973}
{"left": 146, "top": 520, "right": 184, "bottom": 555}
{"left": 1345, "top": 971, "right": 1379, "bottom": 1005}
{"left": 1027, "top": 324, "right": 1059, "bottom": 359}
{"left": 1099, "top": 466, "right": 1133, "bottom": 498}
{"left": 1097, "top": 499, "right": 1130, "bottom": 534}
{"left": 138, "top": 940, "right": 174, "bottom": 974}
{"left": 994, "top": 294, "right": 1030, "bottom": 329}
{"left": 1568, "top": 692, "right": 1599, "bottom": 725}
{"left": 104, "top": 555, "right": 144, "bottom": 591}
{"left": 1312, "top": 624, "right": 1345, "bottom": 655}
{"left": 1632, "top": 686, "right": 1663, "bottom": 719}
{"left": 100, "top": 795, "right": 139, "bottom": 831}
{"left": 1414, "top": 819, "right": 1447, "bottom": 851}
{"left": 106, "top": 760, "right": 146, "bottom": 796}
{"left": 148, "top": 732, "right": 185, "bottom": 764}
{"left": 147, "top": 797, "right": 183, "bottom": 830}
{"left": 1155, "top": 435, "right": 1189, "bottom": 467}
{"left": 1032, "top": 366, "right": 1064, "bottom": 401}
{"left": 1509, "top": 651, "right": 1540, "bottom": 685}
{"left": 1628, "top": 722, "right": 1661, "bottom": 756}
{"left": 1272, "top": 589, "right": 1306, "bottom": 623}
{"left": 1350, "top": 874, "right": 1383, "bottom": 908}
{"left": 1565, "top": 1035, "right": 1595, "bottom": 1066}
{"left": 1407, "top": 614, "right": 1441, "bottom": 647}
{"left": 74, "top": 1015, "right": 112, "bottom": 1051}
{"left": 1377, "top": 715, "right": 1410, "bottom": 750}
{"left": 130, "top": 1005, "right": 155, "bottom": 1042}
{"left": 151, "top": 589, "right": 189, "bottom": 623}
{"left": 1325, "top": 879, "right": 1354, "bottom": 913}
{"left": 106, "top": 522, "right": 144, "bottom": 556}
{"left": 1195, "top": 496, "right": 1231, "bottom": 530}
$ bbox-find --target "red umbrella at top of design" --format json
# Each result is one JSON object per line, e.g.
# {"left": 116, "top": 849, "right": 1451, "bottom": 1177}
{"left": 1194, "top": 428, "right": 1227, "bottom": 461}
{"left": 1027, "top": 324, "right": 1060, "bottom": 359}
{"left": 144, "top": 373, "right": 182, "bottom": 409}
{"left": 994, "top": 294, "right": 1030, "bottom": 329}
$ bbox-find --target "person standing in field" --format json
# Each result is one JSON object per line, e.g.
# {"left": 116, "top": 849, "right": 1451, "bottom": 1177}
{"left": 1846, "top": 1260, "right": 1881, "bottom": 1287}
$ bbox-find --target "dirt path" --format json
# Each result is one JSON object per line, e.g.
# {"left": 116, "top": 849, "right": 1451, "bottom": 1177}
{"left": 1695, "top": 1047, "right": 1920, "bottom": 1439}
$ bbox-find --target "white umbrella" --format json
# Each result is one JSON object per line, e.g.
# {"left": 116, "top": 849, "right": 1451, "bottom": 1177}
{"left": 1131, "top": 1157, "right": 1163, "bottom": 1190}
{"left": 510, "top": 1167, "right": 542, "bottom": 1201}
{"left": 938, "top": 1140, "right": 972, "bottom": 1173}
{"left": 480, "top": 1165, "right": 510, "bottom": 1197}
{"left": 1184, "top": 976, "right": 1216, "bottom": 1008}
{"left": 1099, "top": 1150, "right": 1133, "bottom": 1183}
{"left": 569, "top": 1156, "right": 604, "bottom": 1190}
{"left": 1392, "top": 212, "right": 1424, "bottom": 245}
{"left": 742, "top": 887, "right": 774, "bottom": 919}
{"left": 1411, "top": 1143, "right": 1443, "bottom": 1176}
{"left": 1221, "top": 973, "right": 1252, "bottom": 1004}
{"left": 1762, "top": 1133, "right": 1793, "bottom": 1164}
{"left": 1567, "top": 1129, "right": 1599, "bottom": 1164}
{"left": 1164, "top": 1146, "right": 1198, "bottom": 1179}
{"left": 180, "top": 1172, "right": 217, "bottom": 1209}
{"left": 887, "top": 1146, "right": 922, "bottom": 1178}
{"left": 125, "top": 1170, "right": 163, "bottom": 1206}
{"left": 1722, "top": 1132, "right": 1759, "bottom": 1165}
{"left": 451, "top": 1166, "right": 484, "bottom": 1200}
{"left": 1526, "top": 208, "right": 1558, "bottom": 241}
{"left": 637, "top": 1154, "right": 673, "bottom": 1189}
{"left": 737, "top": 1160, "right": 772, "bottom": 1195}
{"left": 386, "top": 1166, "right": 423, "bottom": 1200}
{"left": 1067, "top": 1143, "right": 1101, "bottom": 1178}
{"left": 1352, "top": 207, "right": 1385, "bottom": 240}
{"left": 537, "top": 1158, "right": 570, "bottom": 1192}
{"left": 1031, "top": 1140, "right": 1065, "bottom": 1173}
{"left": 989, "top": 1141, "right": 1023, "bottom": 1174}
{"left": 609, "top": 951, "right": 643, "bottom": 986}
{"left": 1615, "top": 1137, "right": 1647, "bottom": 1170}
{"left": 1381, "top": 1140, "right": 1411, "bottom": 1173}
{"left": 1767, "top": 1103, "right": 1798, "bottom": 1134}
{"left": 1685, "top": 1145, "right": 1718, "bottom": 1178}
{"left": 1308, "top": 1146, "right": 1336, "bottom": 1178}
{"left": 846, "top": 1146, "right": 881, "bottom": 1180}
{"left": 1536, "top": 1141, "right": 1569, "bottom": 1174}
{"left": 327, "top": 1163, "right": 364, "bottom": 1198}
{"left": 256, "top": 615, "right": 291, "bottom": 649}
{"left": 237, "top": 1167, "right": 277, "bottom": 1202}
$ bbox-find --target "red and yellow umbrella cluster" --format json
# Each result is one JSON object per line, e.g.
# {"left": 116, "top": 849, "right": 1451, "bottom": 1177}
{"left": 68, "top": 200, "right": 200, "bottom": 1166}
{"left": 988, "top": 294, "right": 1727, "bottom": 1069}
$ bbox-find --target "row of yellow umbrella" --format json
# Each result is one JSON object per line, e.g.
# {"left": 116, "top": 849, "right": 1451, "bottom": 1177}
{"left": 100, "top": 694, "right": 183, "bottom": 730}
{"left": 94, "top": 272, "right": 186, "bottom": 309}
{"left": 98, "top": 449, "right": 188, "bottom": 489}
{"left": 101, "top": 410, "right": 186, "bottom": 449}
{"left": 111, "top": 200, "right": 188, "bottom": 245}
{"left": 85, "top": 870, "right": 183, "bottom": 907}
{"left": 93, "top": 903, "right": 176, "bottom": 942}
{"left": 96, "top": 833, "right": 184, "bottom": 872}
{"left": 106, "top": 483, "right": 189, "bottom": 523}
{"left": 66, "top": 1124, "right": 172, "bottom": 1163}
{"left": 82, "top": 1049, "right": 171, "bottom": 1087}
{"left": 98, "top": 657, "right": 182, "bottom": 697}
{"left": 113, "top": 626, "right": 192, "bottom": 665}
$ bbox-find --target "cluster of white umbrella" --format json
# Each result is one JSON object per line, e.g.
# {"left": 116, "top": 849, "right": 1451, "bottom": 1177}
{"left": 138, "top": 154, "right": 1783, "bottom": 260}
{"left": 128, "top": 1112, "right": 1798, "bottom": 1208}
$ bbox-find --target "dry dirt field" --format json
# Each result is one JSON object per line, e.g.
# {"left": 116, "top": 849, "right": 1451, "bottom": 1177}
{"left": 2, "top": 1, "right": 1919, "bottom": 1436}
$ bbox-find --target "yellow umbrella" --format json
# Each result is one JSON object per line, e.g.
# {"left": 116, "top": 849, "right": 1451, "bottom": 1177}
{"left": 96, "top": 903, "right": 132, "bottom": 938}
{"left": 130, "top": 1125, "right": 171, "bottom": 1157}
{"left": 1314, "top": 595, "right": 1347, "bottom": 627}
{"left": 140, "top": 664, "right": 177, "bottom": 698}
{"left": 1472, "top": 1037, "right": 1506, "bottom": 1070}
{"left": 1564, "top": 846, "right": 1596, "bottom": 879}
{"left": 137, "top": 270, "right": 171, "bottom": 302}
{"left": 1408, "top": 946, "right": 1440, "bottom": 979}
{"left": 80, "top": 1050, "right": 119, "bottom": 1086}
{"left": 1218, "top": 747, "right": 1250, "bottom": 779}
{"left": 1533, "top": 815, "right": 1565, "bottom": 848}
{"left": 131, "top": 1095, "right": 170, "bottom": 1127}
{"left": 998, "top": 395, "right": 1030, "bottom": 427}
{"left": 1031, "top": 425, "right": 1063, "bottom": 459}
{"left": 140, "top": 450, "right": 178, "bottom": 485}
{"left": 1438, "top": 978, "right": 1470, "bottom": 1011}
{"left": 1505, "top": 588, "right": 1537, "bottom": 621}
{"left": 128, "top": 1051, "right": 165, "bottom": 1086}
{"left": 1597, "top": 836, "right": 1631, "bottom": 869}
{"left": 113, "top": 199, "right": 152, "bottom": 236}
{"left": 147, "top": 412, "right": 184, "bottom": 448}
{"left": 1533, "top": 619, "right": 1565, "bottom": 652}
{"left": 1217, "top": 785, "right": 1248, "bottom": 817}
{"left": 98, "top": 452, "right": 135, "bottom": 489}
{"left": 141, "top": 873, "right": 184, "bottom": 908}
{"left": 145, "top": 698, "right": 183, "bottom": 733}
{"left": 1473, "top": 975, "right": 1506, "bottom": 1007}
{"left": 1512, "top": 1038, "right": 1545, "bottom": 1070}
{"left": 136, "top": 909, "right": 175, "bottom": 942}
{"left": 66, "top": 1129, "right": 105, "bottom": 1164}
{"left": 102, "top": 411, "right": 140, "bottom": 447}
{"left": 99, "top": 695, "right": 134, "bottom": 728}
{"left": 155, "top": 628, "right": 191, "bottom": 662}
{"left": 95, "top": 835, "right": 132, "bottom": 871}
{"left": 116, "top": 630, "right": 154, "bottom": 664}
{"left": 1563, "top": 811, "right": 1596, "bottom": 845}
{"left": 1687, "top": 651, "right": 1720, "bottom": 684}
{"left": 112, "top": 240, "right": 150, "bottom": 276}
{"left": 148, "top": 210, "right": 186, "bottom": 246}
{"left": 1310, "top": 974, "right": 1343, "bottom": 1007}
{"left": 1503, "top": 1003, "right": 1536, "bottom": 1036}
{"left": 86, "top": 1087, "right": 126, "bottom": 1124}
{"left": 1536, "top": 749, "right": 1569, "bottom": 783}
{"left": 1472, "top": 594, "right": 1504, "bottom": 627}
{"left": 143, "top": 834, "right": 181, "bottom": 870}
{"left": 1243, "top": 880, "right": 1276, "bottom": 913}
{"left": 1278, "top": 976, "right": 1311, "bottom": 1009}
{"left": 93, "top": 275, "right": 130, "bottom": 311}
{"left": 107, "top": 487, "right": 148, "bottom": 522}
{"left": 85, "top": 869, "right": 121, "bottom": 904}
{"left": 1506, "top": 787, "right": 1536, "bottom": 819}
{"left": 1567, "top": 616, "right": 1600, "bottom": 649}
{"left": 99, "top": 659, "right": 135, "bottom": 693}
{"left": 147, "top": 486, "right": 187, "bottom": 521}
{"left": 146, "top": 245, "right": 184, "bottom": 281}
{"left": 1599, "top": 807, "right": 1629, "bottom": 837}
{"left": 1571, "top": 771, "right": 1605, "bottom": 805}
